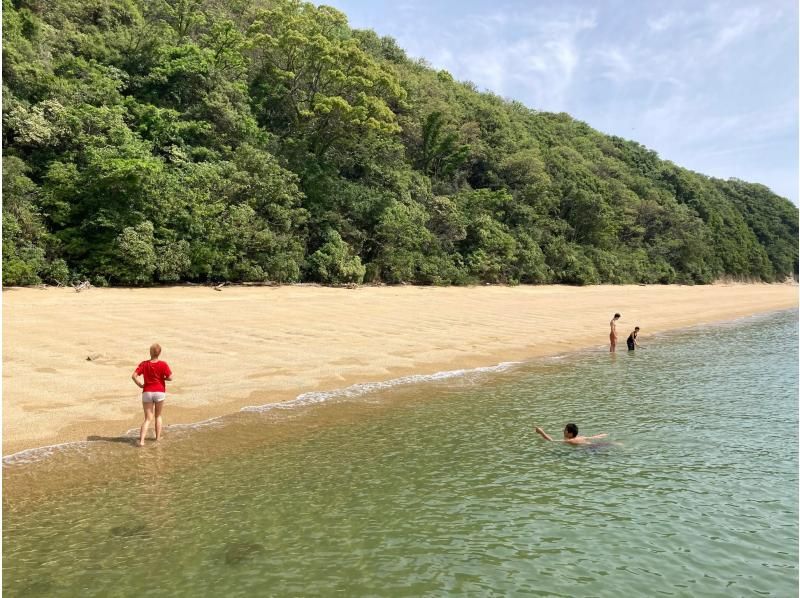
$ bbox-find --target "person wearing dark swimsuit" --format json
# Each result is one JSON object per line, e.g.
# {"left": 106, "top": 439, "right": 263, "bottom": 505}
{"left": 627, "top": 326, "right": 640, "bottom": 351}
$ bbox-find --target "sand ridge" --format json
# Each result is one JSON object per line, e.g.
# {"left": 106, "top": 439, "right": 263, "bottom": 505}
{"left": 3, "top": 283, "right": 797, "bottom": 455}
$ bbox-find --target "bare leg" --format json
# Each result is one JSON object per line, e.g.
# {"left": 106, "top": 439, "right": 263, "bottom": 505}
{"left": 610, "top": 334, "right": 617, "bottom": 352}
{"left": 138, "top": 402, "right": 155, "bottom": 447}
{"left": 154, "top": 400, "right": 164, "bottom": 442}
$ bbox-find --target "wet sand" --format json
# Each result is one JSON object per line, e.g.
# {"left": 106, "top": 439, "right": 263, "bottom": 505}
{"left": 3, "top": 283, "right": 797, "bottom": 456}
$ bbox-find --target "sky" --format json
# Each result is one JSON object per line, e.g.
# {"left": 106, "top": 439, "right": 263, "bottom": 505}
{"left": 322, "top": 0, "right": 799, "bottom": 204}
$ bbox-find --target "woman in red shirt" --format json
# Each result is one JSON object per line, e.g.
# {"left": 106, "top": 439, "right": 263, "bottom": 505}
{"left": 131, "top": 343, "right": 173, "bottom": 447}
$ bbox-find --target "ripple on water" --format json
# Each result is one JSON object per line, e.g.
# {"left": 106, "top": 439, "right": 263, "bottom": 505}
{"left": 3, "top": 310, "right": 798, "bottom": 597}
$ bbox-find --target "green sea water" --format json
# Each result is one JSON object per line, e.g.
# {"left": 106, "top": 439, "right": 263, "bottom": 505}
{"left": 4, "top": 310, "right": 798, "bottom": 597}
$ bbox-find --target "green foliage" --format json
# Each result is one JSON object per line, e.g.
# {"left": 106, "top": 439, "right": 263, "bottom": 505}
{"left": 110, "top": 221, "right": 157, "bottom": 284}
{"left": 372, "top": 200, "right": 433, "bottom": 283}
{"left": 2, "top": 156, "right": 66, "bottom": 285}
{"left": 247, "top": 1, "right": 405, "bottom": 163}
{"left": 416, "top": 111, "right": 469, "bottom": 179}
{"left": 306, "top": 229, "right": 365, "bottom": 284}
{"left": 2, "top": 0, "right": 797, "bottom": 287}
{"left": 544, "top": 238, "right": 600, "bottom": 286}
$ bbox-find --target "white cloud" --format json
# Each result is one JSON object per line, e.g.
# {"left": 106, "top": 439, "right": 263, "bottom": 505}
{"left": 709, "top": 7, "right": 765, "bottom": 54}
{"left": 645, "top": 4, "right": 779, "bottom": 57}
{"left": 591, "top": 47, "right": 633, "bottom": 83}
{"left": 425, "top": 9, "right": 596, "bottom": 109}
{"left": 638, "top": 93, "right": 796, "bottom": 153}
{"left": 646, "top": 11, "right": 687, "bottom": 32}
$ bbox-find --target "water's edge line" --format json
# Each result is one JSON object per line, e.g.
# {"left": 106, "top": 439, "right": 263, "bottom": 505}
{"left": 238, "top": 361, "right": 521, "bottom": 413}
{"left": 2, "top": 362, "right": 522, "bottom": 466}
{"left": 4, "top": 306, "right": 795, "bottom": 465}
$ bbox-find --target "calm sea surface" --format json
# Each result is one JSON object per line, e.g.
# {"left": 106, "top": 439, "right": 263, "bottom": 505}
{"left": 4, "top": 310, "right": 798, "bottom": 597}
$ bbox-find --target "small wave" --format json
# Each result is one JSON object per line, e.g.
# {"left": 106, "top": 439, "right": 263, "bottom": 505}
{"left": 240, "top": 361, "right": 521, "bottom": 413}
{"left": 4, "top": 362, "right": 521, "bottom": 465}
{"left": 6, "top": 420, "right": 228, "bottom": 467}
{"left": 3, "top": 441, "right": 92, "bottom": 467}
{"left": 122, "top": 417, "right": 225, "bottom": 436}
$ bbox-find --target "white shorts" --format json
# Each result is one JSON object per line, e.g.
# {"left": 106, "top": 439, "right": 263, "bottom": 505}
{"left": 141, "top": 392, "right": 166, "bottom": 403}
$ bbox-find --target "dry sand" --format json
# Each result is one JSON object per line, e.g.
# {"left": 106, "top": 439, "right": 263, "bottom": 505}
{"left": 3, "top": 283, "right": 797, "bottom": 456}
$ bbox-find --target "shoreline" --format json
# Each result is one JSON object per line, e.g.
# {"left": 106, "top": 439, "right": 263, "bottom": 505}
{"left": 2, "top": 307, "right": 794, "bottom": 470}
{"left": 3, "top": 283, "right": 797, "bottom": 456}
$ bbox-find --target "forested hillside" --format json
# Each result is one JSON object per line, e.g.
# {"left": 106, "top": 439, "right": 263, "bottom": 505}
{"left": 3, "top": 0, "right": 798, "bottom": 286}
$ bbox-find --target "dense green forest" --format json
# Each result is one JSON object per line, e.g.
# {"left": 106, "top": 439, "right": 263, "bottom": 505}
{"left": 3, "top": 0, "right": 798, "bottom": 286}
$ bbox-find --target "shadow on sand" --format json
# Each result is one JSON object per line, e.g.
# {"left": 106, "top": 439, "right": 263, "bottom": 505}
{"left": 86, "top": 435, "right": 139, "bottom": 447}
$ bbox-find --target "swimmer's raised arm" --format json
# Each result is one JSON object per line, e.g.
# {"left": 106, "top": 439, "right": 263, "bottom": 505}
{"left": 535, "top": 427, "right": 557, "bottom": 441}
{"left": 536, "top": 423, "right": 606, "bottom": 444}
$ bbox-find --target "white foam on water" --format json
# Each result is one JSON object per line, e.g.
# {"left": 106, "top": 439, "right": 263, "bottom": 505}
{"left": 5, "top": 418, "right": 227, "bottom": 467}
{"left": 8, "top": 312, "right": 791, "bottom": 467}
{"left": 121, "top": 417, "right": 225, "bottom": 437}
{"left": 4, "top": 361, "right": 521, "bottom": 466}
{"left": 7, "top": 311, "right": 791, "bottom": 467}
{"left": 3, "top": 440, "right": 92, "bottom": 467}
{"left": 240, "top": 361, "right": 522, "bottom": 413}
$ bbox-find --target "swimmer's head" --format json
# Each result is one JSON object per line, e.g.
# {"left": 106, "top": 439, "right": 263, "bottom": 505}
{"left": 563, "top": 423, "right": 579, "bottom": 439}
{"left": 613, "top": 313, "right": 621, "bottom": 319}
{"left": 149, "top": 343, "right": 162, "bottom": 359}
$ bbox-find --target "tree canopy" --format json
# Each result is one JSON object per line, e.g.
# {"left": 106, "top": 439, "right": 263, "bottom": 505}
{"left": 3, "top": 0, "right": 797, "bottom": 286}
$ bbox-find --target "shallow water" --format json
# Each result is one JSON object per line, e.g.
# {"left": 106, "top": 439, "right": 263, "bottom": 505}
{"left": 4, "top": 310, "right": 798, "bottom": 597}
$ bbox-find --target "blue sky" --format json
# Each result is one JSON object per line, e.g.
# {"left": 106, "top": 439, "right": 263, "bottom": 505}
{"left": 322, "top": 0, "right": 798, "bottom": 204}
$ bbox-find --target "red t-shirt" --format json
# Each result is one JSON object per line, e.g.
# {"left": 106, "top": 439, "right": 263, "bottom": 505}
{"left": 136, "top": 360, "right": 172, "bottom": 393}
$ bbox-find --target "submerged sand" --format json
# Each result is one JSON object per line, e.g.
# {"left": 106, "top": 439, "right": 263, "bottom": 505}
{"left": 3, "top": 283, "right": 797, "bottom": 455}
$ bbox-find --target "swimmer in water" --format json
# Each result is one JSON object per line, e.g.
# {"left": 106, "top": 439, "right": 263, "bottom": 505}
{"left": 627, "top": 326, "right": 641, "bottom": 351}
{"left": 535, "top": 423, "right": 608, "bottom": 445}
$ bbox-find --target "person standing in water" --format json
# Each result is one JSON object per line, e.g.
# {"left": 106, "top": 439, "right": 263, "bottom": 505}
{"left": 609, "top": 313, "right": 621, "bottom": 352}
{"left": 535, "top": 424, "right": 608, "bottom": 445}
{"left": 627, "top": 326, "right": 641, "bottom": 351}
{"left": 131, "top": 343, "right": 173, "bottom": 447}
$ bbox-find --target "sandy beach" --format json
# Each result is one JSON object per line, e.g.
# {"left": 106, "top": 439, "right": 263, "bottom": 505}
{"left": 2, "top": 283, "right": 796, "bottom": 456}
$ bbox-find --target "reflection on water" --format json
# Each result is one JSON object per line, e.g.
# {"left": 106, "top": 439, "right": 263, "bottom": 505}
{"left": 4, "top": 310, "right": 798, "bottom": 597}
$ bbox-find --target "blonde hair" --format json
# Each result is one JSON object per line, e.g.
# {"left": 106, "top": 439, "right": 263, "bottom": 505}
{"left": 149, "top": 343, "right": 162, "bottom": 359}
